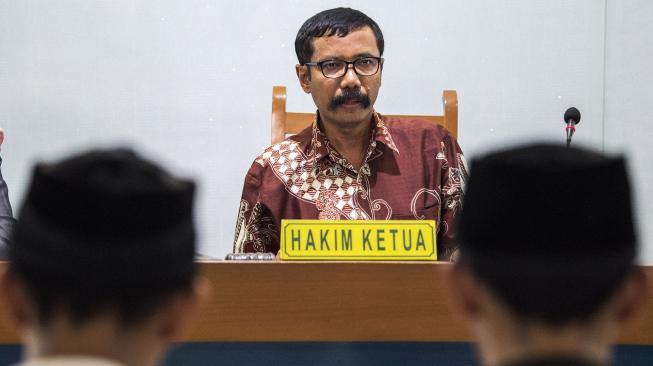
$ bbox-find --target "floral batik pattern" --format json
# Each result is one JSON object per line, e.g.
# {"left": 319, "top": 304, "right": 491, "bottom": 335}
{"left": 233, "top": 111, "right": 467, "bottom": 260}
{"left": 233, "top": 199, "right": 279, "bottom": 253}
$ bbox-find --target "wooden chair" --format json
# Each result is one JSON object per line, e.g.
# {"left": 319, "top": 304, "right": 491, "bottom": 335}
{"left": 271, "top": 86, "right": 458, "bottom": 144}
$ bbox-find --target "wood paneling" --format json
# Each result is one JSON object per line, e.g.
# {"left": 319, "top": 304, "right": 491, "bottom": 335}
{"left": 1, "top": 262, "right": 651, "bottom": 344}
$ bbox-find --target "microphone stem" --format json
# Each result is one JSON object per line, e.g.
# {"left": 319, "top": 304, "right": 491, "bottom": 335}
{"left": 565, "top": 121, "right": 576, "bottom": 148}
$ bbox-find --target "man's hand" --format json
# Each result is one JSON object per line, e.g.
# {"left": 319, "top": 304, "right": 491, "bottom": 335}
{"left": 0, "top": 128, "right": 4, "bottom": 149}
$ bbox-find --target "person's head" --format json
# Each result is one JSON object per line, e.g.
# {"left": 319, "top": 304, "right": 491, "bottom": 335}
{"left": 1, "top": 148, "right": 207, "bottom": 366}
{"left": 295, "top": 8, "right": 384, "bottom": 129}
{"left": 448, "top": 144, "right": 647, "bottom": 366}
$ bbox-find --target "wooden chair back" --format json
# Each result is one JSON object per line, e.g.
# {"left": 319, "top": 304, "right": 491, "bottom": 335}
{"left": 271, "top": 86, "right": 458, "bottom": 144}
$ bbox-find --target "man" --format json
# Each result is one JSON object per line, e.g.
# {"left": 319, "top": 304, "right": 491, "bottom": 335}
{"left": 233, "top": 8, "right": 467, "bottom": 260}
{"left": 0, "top": 128, "right": 16, "bottom": 258}
{"left": 448, "top": 144, "right": 647, "bottom": 366}
{"left": 0, "top": 149, "right": 208, "bottom": 366}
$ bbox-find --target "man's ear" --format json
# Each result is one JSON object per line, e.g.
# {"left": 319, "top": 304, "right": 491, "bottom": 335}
{"left": 612, "top": 268, "right": 649, "bottom": 324}
{"left": 157, "top": 276, "right": 211, "bottom": 341}
{"left": 446, "top": 263, "right": 483, "bottom": 321}
{"left": 295, "top": 64, "right": 311, "bottom": 94}
{"left": 0, "top": 267, "right": 34, "bottom": 330}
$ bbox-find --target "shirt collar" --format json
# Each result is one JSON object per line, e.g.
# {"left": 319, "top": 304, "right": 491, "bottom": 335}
{"left": 309, "top": 111, "right": 400, "bottom": 165}
{"left": 371, "top": 112, "right": 400, "bottom": 154}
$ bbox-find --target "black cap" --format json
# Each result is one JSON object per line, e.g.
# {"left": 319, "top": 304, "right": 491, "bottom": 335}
{"left": 458, "top": 143, "right": 636, "bottom": 261}
{"left": 9, "top": 148, "right": 196, "bottom": 291}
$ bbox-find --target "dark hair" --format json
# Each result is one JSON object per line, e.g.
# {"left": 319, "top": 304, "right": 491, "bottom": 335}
{"left": 18, "top": 272, "right": 195, "bottom": 328}
{"left": 295, "top": 8, "right": 384, "bottom": 65}
{"left": 9, "top": 149, "right": 196, "bottom": 327}
{"left": 460, "top": 254, "right": 634, "bottom": 326}
{"left": 456, "top": 144, "right": 637, "bottom": 326}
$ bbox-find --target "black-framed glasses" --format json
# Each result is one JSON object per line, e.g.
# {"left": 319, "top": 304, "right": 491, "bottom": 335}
{"left": 304, "top": 57, "right": 383, "bottom": 79}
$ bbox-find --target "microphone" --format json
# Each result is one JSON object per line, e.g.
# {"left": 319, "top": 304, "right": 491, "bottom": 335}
{"left": 564, "top": 107, "right": 581, "bottom": 148}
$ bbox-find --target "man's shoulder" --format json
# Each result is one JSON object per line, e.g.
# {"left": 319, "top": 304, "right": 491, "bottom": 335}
{"left": 253, "top": 128, "right": 311, "bottom": 166}
{"left": 246, "top": 125, "right": 313, "bottom": 180}
{"left": 380, "top": 114, "right": 453, "bottom": 138}
{"left": 253, "top": 138, "right": 304, "bottom": 167}
{"left": 378, "top": 114, "right": 455, "bottom": 152}
{"left": 242, "top": 126, "right": 315, "bottom": 193}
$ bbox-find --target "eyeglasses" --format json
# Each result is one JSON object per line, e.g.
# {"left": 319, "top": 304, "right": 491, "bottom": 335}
{"left": 304, "top": 57, "right": 383, "bottom": 79}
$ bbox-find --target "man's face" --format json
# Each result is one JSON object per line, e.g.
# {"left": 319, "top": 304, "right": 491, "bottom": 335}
{"left": 296, "top": 26, "right": 383, "bottom": 128}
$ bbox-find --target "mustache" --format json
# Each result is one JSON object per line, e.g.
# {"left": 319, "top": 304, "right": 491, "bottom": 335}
{"left": 329, "top": 89, "right": 371, "bottom": 110}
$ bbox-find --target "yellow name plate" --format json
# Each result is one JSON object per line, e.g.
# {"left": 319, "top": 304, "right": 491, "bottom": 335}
{"left": 280, "top": 220, "right": 437, "bottom": 261}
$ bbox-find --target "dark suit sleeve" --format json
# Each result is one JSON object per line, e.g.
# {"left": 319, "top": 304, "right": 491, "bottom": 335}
{"left": 0, "top": 157, "right": 16, "bottom": 259}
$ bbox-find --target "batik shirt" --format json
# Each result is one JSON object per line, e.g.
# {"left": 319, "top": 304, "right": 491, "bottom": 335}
{"left": 233, "top": 112, "right": 467, "bottom": 261}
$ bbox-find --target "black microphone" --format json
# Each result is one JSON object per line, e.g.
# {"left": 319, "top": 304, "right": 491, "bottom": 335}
{"left": 564, "top": 107, "right": 581, "bottom": 147}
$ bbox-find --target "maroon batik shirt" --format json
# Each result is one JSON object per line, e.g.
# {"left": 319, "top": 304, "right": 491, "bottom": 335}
{"left": 233, "top": 112, "right": 468, "bottom": 261}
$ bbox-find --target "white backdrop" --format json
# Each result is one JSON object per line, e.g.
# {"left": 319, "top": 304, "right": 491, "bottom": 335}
{"left": 1, "top": 0, "right": 651, "bottom": 261}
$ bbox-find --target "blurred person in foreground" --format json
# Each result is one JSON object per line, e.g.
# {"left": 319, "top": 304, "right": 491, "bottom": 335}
{"left": 0, "top": 149, "right": 208, "bottom": 366}
{"left": 448, "top": 143, "right": 647, "bottom": 366}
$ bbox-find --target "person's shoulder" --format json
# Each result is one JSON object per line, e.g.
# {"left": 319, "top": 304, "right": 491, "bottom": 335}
{"left": 380, "top": 114, "right": 455, "bottom": 144}
{"left": 243, "top": 125, "right": 313, "bottom": 190}
{"left": 248, "top": 124, "right": 313, "bottom": 173}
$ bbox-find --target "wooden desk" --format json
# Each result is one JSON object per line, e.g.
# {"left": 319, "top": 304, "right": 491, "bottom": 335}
{"left": 1, "top": 262, "right": 652, "bottom": 344}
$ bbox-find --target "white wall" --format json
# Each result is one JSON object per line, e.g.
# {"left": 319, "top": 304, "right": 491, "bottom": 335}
{"left": 0, "top": 0, "right": 650, "bottom": 260}
{"left": 604, "top": 0, "right": 653, "bottom": 263}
